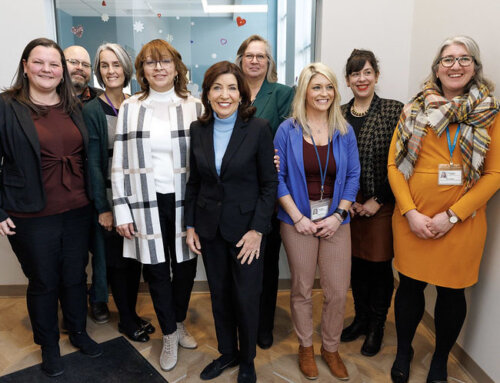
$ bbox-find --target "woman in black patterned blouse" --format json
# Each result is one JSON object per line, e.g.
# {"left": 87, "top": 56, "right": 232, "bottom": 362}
{"left": 340, "top": 49, "right": 403, "bottom": 356}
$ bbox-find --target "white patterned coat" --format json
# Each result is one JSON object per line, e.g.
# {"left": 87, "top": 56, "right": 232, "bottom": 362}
{"left": 111, "top": 93, "right": 203, "bottom": 264}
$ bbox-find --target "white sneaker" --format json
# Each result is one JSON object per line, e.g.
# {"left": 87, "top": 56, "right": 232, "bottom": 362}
{"left": 160, "top": 332, "right": 178, "bottom": 371}
{"left": 177, "top": 322, "right": 198, "bottom": 349}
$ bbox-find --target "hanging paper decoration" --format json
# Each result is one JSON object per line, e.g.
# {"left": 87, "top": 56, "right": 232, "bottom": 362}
{"left": 190, "top": 40, "right": 194, "bottom": 44}
{"left": 101, "top": 13, "right": 109, "bottom": 22}
{"left": 157, "top": 13, "right": 161, "bottom": 18}
{"left": 133, "top": 21, "right": 144, "bottom": 32}
{"left": 102, "top": 0, "right": 106, "bottom": 6}
{"left": 236, "top": 17, "right": 246, "bottom": 27}
{"left": 220, "top": 38, "right": 228, "bottom": 46}
{"left": 159, "top": 29, "right": 163, "bottom": 34}
{"left": 211, "top": 53, "right": 217, "bottom": 59}
{"left": 191, "top": 21, "right": 195, "bottom": 26}
{"left": 165, "top": 34, "right": 174, "bottom": 43}
{"left": 71, "top": 25, "right": 84, "bottom": 38}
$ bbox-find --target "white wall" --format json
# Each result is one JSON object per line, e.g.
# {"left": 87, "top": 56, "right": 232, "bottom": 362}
{"left": 319, "top": 1, "right": 500, "bottom": 381}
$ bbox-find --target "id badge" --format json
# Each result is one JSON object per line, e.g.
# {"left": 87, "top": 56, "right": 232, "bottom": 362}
{"left": 310, "top": 198, "right": 331, "bottom": 221}
{"left": 438, "top": 164, "right": 463, "bottom": 185}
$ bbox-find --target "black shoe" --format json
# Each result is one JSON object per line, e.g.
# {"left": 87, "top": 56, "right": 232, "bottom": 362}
{"left": 391, "top": 347, "right": 414, "bottom": 383}
{"left": 238, "top": 362, "right": 257, "bottom": 383}
{"left": 118, "top": 323, "right": 149, "bottom": 343}
{"left": 89, "top": 302, "right": 110, "bottom": 324}
{"left": 200, "top": 355, "right": 239, "bottom": 380}
{"left": 41, "top": 345, "right": 64, "bottom": 377}
{"left": 138, "top": 318, "right": 156, "bottom": 334}
{"left": 257, "top": 331, "right": 273, "bottom": 349}
{"left": 69, "top": 331, "right": 103, "bottom": 357}
{"left": 341, "top": 317, "right": 368, "bottom": 342}
{"left": 361, "top": 323, "right": 384, "bottom": 356}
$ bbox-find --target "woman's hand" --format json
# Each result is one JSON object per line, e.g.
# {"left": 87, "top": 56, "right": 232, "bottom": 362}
{"left": 236, "top": 230, "right": 262, "bottom": 265}
{"left": 0, "top": 218, "right": 16, "bottom": 236}
{"left": 355, "top": 198, "right": 381, "bottom": 217}
{"left": 98, "top": 212, "right": 114, "bottom": 231}
{"left": 186, "top": 227, "right": 202, "bottom": 255}
{"left": 116, "top": 223, "right": 135, "bottom": 239}
{"left": 427, "top": 211, "right": 455, "bottom": 239}
{"left": 274, "top": 149, "right": 280, "bottom": 173}
{"left": 294, "top": 215, "right": 317, "bottom": 235}
{"left": 315, "top": 215, "right": 341, "bottom": 238}
{"left": 405, "top": 209, "right": 435, "bottom": 239}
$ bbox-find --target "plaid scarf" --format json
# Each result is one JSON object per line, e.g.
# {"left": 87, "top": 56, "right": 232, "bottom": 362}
{"left": 395, "top": 82, "right": 499, "bottom": 190}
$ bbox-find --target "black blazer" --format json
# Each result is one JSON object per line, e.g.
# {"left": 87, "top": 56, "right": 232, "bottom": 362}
{"left": 0, "top": 93, "right": 90, "bottom": 221}
{"left": 185, "top": 115, "right": 278, "bottom": 242}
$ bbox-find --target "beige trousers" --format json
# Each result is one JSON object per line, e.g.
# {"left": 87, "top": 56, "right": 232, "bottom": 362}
{"left": 281, "top": 222, "right": 351, "bottom": 352}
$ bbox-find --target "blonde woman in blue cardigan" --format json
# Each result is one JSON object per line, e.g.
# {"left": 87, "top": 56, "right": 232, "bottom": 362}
{"left": 274, "top": 63, "right": 360, "bottom": 381}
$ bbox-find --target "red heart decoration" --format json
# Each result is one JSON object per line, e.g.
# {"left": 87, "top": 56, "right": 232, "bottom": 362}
{"left": 102, "top": 0, "right": 106, "bottom": 6}
{"left": 236, "top": 17, "right": 246, "bottom": 27}
{"left": 71, "top": 25, "right": 84, "bottom": 38}
{"left": 157, "top": 13, "right": 161, "bottom": 18}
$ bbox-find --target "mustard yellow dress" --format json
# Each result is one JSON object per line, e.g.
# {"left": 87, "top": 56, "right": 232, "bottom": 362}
{"left": 387, "top": 116, "right": 500, "bottom": 288}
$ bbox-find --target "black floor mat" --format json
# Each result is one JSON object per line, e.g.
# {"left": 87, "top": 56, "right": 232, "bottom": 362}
{"left": 0, "top": 336, "right": 168, "bottom": 383}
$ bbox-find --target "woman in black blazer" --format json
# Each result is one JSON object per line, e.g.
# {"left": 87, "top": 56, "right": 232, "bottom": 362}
{"left": 185, "top": 61, "right": 277, "bottom": 383}
{"left": 0, "top": 38, "right": 101, "bottom": 377}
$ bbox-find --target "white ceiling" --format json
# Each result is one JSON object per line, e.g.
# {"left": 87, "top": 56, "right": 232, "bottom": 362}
{"left": 54, "top": 0, "right": 267, "bottom": 17}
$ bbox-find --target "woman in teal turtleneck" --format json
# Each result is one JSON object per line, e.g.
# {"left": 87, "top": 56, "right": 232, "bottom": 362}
{"left": 235, "top": 34, "right": 294, "bottom": 350}
{"left": 185, "top": 61, "right": 277, "bottom": 383}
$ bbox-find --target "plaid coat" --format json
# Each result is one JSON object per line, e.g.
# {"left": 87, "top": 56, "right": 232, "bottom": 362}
{"left": 111, "top": 93, "right": 202, "bottom": 264}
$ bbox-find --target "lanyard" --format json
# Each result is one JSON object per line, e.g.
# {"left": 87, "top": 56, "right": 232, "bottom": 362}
{"left": 310, "top": 135, "right": 331, "bottom": 200}
{"left": 446, "top": 125, "right": 461, "bottom": 165}
{"left": 104, "top": 92, "right": 121, "bottom": 116}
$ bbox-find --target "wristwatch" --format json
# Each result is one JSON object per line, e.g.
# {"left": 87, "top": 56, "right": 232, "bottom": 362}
{"left": 334, "top": 208, "right": 349, "bottom": 221}
{"left": 446, "top": 209, "right": 459, "bottom": 224}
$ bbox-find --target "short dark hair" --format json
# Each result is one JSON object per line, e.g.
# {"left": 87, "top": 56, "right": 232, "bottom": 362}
{"left": 345, "top": 49, "right": 379, "bottom": 77}
{"left": 135, "top": 39, "right": 189, "bottom": 101}
{"left": 4, "top": 37, "right": 79, "bottom": 116}
{"left": 199, "top": 61, "right": 256, "bottom": 124}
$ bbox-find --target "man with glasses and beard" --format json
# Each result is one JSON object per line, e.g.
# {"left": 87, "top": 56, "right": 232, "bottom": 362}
{"left": 64, "top": 45, "right": 102, "bottom": 104}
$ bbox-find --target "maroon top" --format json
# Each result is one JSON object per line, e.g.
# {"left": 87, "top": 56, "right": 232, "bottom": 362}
{"left": 303, "top": 138, "right": 336, "bottom": 201}
{"left": 10, "top": 107, "right": 89, "bottom": 217}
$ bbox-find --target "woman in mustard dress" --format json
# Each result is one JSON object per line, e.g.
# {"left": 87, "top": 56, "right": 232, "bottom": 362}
{"left": 387, "top": 35, "right": 500, "bottom": 383}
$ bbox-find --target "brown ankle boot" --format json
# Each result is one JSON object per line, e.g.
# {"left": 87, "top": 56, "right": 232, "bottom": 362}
{"left": 321, "top": 346, "right": 349, "bottom": 380}
{"left": 298, "top": 345, "right": 318, "bottom": 380}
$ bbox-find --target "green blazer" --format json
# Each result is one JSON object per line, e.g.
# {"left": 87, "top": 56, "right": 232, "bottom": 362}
{"left": 82, "top": 97, "right": 111, "bottom": 214}
{"left": 253, "top": 79, "right": 294, "bottom": 136}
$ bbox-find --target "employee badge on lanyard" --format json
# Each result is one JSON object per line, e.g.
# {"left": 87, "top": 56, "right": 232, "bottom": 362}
{"left": 309, "top": 135, "right": 332, "bottom": 221}
{"left": 438, "top": 125, "right": 463, "bottom": 186}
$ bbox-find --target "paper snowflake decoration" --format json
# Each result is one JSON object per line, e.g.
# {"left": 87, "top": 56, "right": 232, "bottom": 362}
{"left": 133, "top": 21, "right": 144, "bottom": 33}
{"left": 211, "top": 53, "right": 217, "bottom": 59}
{"left": 101, "top": 13, "right": 109, "bottom": 22}
{"left": 165, "top": 34, "right": 174, "bottom": 43}
{"left": 158, "top": 29, "right": 163, "bottom": 34}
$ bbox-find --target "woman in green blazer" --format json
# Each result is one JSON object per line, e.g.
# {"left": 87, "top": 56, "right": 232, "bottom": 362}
{"left": 235, "top": 35, "right": 294, "bottom": 349}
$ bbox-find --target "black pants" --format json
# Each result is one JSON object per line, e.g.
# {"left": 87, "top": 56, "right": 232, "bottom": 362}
{"left": 143, "top": 193, "right": 197, "bottom": 335}
{"left": 394, "top": 272, "right": 466, "bottom": 380}
{"left": 103, "top": 230, "right": 142, "bottom": 330}
{"left": 8, "top": 205, "right": 92, "bottom": 346}
{"left": 200, "top": 229, "right": 264, "bottom": 364}
{"left": 258, "top": 212, "right": 281, "bottom": 336}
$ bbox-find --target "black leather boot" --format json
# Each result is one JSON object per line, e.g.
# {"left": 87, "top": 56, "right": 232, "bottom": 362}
{"left": 361, "top": 270, "right": 394, "bottom": 356}
{"left": 341, "top": 258, "right": 370, "bottom": 342}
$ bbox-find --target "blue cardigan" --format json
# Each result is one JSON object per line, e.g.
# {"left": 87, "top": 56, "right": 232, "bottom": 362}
{"left": 274, "top": 118, "right": 360, "bottom": 225}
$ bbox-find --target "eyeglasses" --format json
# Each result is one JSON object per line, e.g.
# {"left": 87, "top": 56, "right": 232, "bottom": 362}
{"left": 439, "top": 55, "right": 475, "bottom": 68}
{"left": 244, "top": 54, "right": 267, "bottom": 62}
{"left": 66, "top": 58, "right": 91, "bottom": 69}
{"left": 143, "top": 59, "right": 173, "bottom": 69}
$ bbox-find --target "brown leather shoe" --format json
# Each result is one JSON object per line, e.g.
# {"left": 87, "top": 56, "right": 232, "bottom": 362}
{"left": 298, "top": 345, "right": 318, "bottom": 380}
{"left": 321, "top": 346, "right": 349, "bottom": 381}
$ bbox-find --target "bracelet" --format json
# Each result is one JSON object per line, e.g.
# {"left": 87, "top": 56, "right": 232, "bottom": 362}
{"left": 333, "top": 213, "right": 343, "bottom": 223}
{"left": 293, "top": 215, "right": 305, "bottom": 225}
